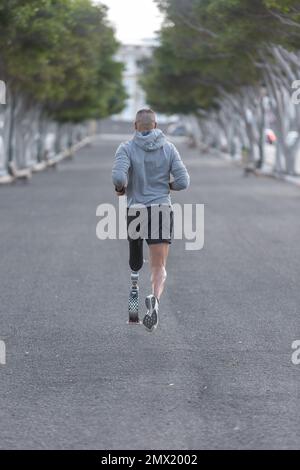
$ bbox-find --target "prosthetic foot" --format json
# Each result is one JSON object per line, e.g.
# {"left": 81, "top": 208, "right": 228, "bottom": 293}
{"left": 128, "top": 271, "right": 141, "bottom": 324}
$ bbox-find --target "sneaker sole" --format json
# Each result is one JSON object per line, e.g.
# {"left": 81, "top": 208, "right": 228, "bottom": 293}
{"left": 143, "top": 296, "right": 159, "bottom": 332}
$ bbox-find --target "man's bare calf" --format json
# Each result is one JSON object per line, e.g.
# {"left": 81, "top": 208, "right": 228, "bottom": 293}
{"left": 149, "top": 243, "right": 169, "bottom": 300}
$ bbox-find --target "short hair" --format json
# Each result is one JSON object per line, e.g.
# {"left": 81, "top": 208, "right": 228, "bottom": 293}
{"left": 135, "top": 108, "right": 156, "bottom": 127}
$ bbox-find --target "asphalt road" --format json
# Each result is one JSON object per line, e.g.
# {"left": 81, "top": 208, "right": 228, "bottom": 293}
{"left": 0, "top": 129, "right": 300, "bottom": 449}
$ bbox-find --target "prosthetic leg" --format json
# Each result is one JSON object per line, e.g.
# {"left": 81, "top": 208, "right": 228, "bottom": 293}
{"left": 128, "top": 239, "right": 144, "bottom": 324}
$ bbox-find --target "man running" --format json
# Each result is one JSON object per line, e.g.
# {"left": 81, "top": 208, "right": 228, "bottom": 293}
{"left": 112, "top": 109, "right": 190, "bottom": 332}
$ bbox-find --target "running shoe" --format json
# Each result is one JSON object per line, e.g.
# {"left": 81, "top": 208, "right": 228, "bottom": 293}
{"left": 143, "top": 295, "right": 159, "bottom": 332}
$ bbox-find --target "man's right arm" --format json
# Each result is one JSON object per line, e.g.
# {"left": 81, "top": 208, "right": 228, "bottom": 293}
{"left": 169, "top": 144, "right": 190, "bottom": 191}
{"left": 112, "top": 143, "right": 131, "bottom": 192}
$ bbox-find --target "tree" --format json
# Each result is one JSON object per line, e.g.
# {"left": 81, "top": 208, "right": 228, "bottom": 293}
{"left": 141, "top": 0, "right": 300, "bottom": 173}
{"left": 0, "top": 0, "right": 126, "bottom": 170}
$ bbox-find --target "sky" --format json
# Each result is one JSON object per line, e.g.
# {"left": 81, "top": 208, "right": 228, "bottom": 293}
{"left": 98, "top": 0, "right": 164, "bottom": 45}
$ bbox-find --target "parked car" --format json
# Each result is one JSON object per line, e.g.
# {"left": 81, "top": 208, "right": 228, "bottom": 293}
{"left": 167, "top": 122, "right": 189, "bottom": 136}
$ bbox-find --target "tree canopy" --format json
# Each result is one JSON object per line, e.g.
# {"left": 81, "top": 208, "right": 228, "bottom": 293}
{"left": 142, "top": 0, "right": 300, "bottom": 115}
{"left": 0, "top": 0, "right": 126, "bottom": 122}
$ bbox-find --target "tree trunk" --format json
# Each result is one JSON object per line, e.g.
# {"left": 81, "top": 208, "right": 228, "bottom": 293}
{"left": 7, "top": 90, "right": 16, "bottom": 165}
{"left": 256, "top": 100, "right": 266, "bottom": 169}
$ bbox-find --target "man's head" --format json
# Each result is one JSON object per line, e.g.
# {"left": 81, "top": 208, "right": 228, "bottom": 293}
{"left": 135, "top": 108, "right": 157, "bottom": 132}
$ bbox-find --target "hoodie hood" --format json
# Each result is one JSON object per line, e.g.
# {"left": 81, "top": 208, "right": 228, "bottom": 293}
{"left": 133, "top": 129, "right": 166, "bottom": 152}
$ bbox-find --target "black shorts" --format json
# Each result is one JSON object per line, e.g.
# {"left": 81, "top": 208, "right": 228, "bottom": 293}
{"left": 127, "top": 205, "right": 174, "bottom": 245}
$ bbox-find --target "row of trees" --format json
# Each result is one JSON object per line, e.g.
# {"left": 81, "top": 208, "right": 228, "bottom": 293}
{"left": 0, "top": 0, "right": 126, "bottom": 178}
{"left": 142, "top": 0, "right": 300, "bottom": 175}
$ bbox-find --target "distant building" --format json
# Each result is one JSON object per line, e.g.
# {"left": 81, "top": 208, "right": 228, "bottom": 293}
{"left": 113, "top": 43, "right": 153, "bottom": 121}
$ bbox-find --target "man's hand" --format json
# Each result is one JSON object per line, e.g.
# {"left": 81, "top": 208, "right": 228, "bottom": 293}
{"left": 115, "top": 186, "right": 126, "bottom": 196}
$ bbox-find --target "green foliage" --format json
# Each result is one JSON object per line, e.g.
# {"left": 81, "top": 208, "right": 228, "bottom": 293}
{"left": 143, "top": 0, "right": 300, "bottom": 115}
{"left": 0, "top": 0, "right": 126, "bottom": 122}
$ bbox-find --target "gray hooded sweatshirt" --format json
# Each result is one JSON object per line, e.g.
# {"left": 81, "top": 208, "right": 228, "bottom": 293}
{"left": 112, "top": 129, "right": 190, "bottom": 207}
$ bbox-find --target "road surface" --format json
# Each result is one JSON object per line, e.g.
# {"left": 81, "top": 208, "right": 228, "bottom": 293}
{"left": 0, "top": 128, "right": 299, "bottom": 449}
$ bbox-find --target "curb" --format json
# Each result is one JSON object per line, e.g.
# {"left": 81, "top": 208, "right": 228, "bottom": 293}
{"left": 0, "top": 135, "right": 96, "bottom": 186}
{"left": 208, "top": 148, "right": 300, "bottom": 189}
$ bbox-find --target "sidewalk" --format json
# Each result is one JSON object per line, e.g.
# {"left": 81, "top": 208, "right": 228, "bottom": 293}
{"left": 0, "top": 134, "right": 96, "bottom": 186}
{"left": 210, "top": 144, "right": 300, "bottom": 188}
